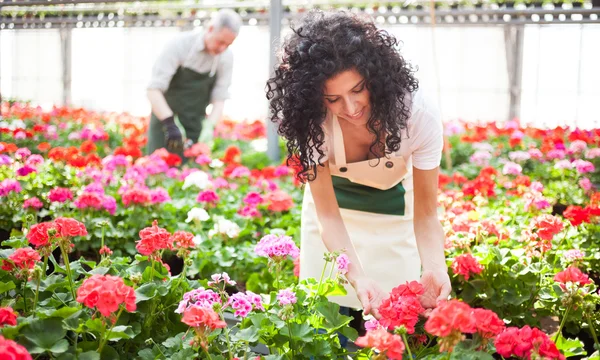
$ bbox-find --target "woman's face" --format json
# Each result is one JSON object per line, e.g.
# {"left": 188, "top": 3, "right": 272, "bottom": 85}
{"left": 323, "top": 69, "right": 371, "bottom": 126}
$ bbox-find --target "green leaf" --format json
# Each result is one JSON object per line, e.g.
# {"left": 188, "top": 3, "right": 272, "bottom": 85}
{"left": 49, "top": 306, "right": 80, "bottom": 319}
{"left": 282, "top": 322, "right": 312, "bottom": 342}
{"left": 137, "top": 348, "right": 157, "bottom": 360}
{"left": 85, "top": 318, "right": 105, "bottom": 334}
{"left": 2, "top": 237, "right": 27, "bottom": 248}
{"left": 338, "top": 325, "right": 358, "bottom": 342}
{"left": 78, "top": 351, "right": 101, "bottom": 360}
{"left": 316, "top": 302, "right": 352, "bottom": 330}
{"left": 232, "top": 327, "right": 259, "bottom": 343}
{"left": 302, "top": 338, "right": 332, "bottom": 357}
{"left": 135, "top": 283, "right": 158, "bottom": 302}
{"left": 162, "top": 333, "right": 185, "bottom": 349}
{"left": 171, "top": 348, "right": 196, "bottom": 360}
{"left": 106, "top": 325, "right": 135, "bottom": 341}
{"left": 100, "top": 345, "right": 120, "bottom": 360}
{"left": 49, "top": 339, "right": 69, "bottom": 354}
{"left": 0, "top": 281, "right": 16, "bottom": 294}
{"left": 63, "top": 310, "right": 85, "bottom": 331}
{"left": 555, "top": 335, "right": 586, "bottom": 357}
{"left": 89, "top": 267, "right": 110, "bottom": 275}
{"left": 21, "top": 318, "right": 67, "bottom": 352}
{"left": 450, "top": 349, "right": 494, "bottom": 360}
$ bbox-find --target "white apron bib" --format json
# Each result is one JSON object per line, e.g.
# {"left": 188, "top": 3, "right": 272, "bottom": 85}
{"left": 299, "top": 114, "right": 422, "bottom": 309}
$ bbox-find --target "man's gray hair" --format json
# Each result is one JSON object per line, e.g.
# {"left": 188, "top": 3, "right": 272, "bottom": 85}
{"left": 211, "top": 9, "right": 243, "bottom": 35}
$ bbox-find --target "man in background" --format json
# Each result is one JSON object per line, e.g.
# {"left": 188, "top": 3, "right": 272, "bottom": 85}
{"left": 146, "top": 9, "right": 242, "bottom": 158}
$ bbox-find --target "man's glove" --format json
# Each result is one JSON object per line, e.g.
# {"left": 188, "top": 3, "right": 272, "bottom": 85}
{"left": 198, "top": 121, "right": 215, "bottom": 144}
{"left": 161, "top": 116, "right": 184, "bottom": 153}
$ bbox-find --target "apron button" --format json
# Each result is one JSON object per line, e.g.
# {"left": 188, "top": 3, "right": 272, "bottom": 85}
{"left": 385, "top": 161, "right": 394, "bottom": 168}
{"left": 340, "top": 167, "right": 348, "bottom": 172}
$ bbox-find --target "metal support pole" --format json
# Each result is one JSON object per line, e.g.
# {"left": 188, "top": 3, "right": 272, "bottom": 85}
{"left": 504, "top": 24, "right": 524, "bottom": 121}
{"left": 266, "top": 0, "right": 282, "bottom": 162}
{"left": 59, "top": 27, "right": 72, "bottom": 106}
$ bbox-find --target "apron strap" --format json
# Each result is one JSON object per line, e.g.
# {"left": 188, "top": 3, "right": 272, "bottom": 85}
{"left": 332, "top": 114, "right": 390, "bottom": 167}
{"left": 332, "top": 114, "right": 347, "bottom": 166}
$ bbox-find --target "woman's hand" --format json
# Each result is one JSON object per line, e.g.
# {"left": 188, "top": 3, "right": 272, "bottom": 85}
{"left": 419, "top": 268, "right": 452, "bottom": 310}
{"left": 352, "top": 276, "right": 389, "bottom": 319}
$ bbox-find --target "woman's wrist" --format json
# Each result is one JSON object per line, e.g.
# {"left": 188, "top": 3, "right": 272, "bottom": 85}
{"left": 346, "top": 265, "right": 366, "bottom": 288}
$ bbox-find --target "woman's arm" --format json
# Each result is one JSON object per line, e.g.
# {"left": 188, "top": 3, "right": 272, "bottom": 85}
{"left": 413, "top": 166, "right": 451, "bottom": 308}
{"left": 308, "top": 161, "right": 387, "bottom": 316}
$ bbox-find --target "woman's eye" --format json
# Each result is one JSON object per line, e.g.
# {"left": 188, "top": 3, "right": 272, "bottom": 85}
{"left": 353, "top": 86, "right": 365, "bottom": 93}
{"left": 326, "top": 98, "right": 339, "bottom": 104}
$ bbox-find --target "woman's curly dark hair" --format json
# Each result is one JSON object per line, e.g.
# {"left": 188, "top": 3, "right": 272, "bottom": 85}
{"left": 266, "top": 10, "right": 419, "bottom": 182}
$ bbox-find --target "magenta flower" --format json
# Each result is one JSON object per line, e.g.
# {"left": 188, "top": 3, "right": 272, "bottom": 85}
{"left": 336, "top": 254, "right": 350, "bottom": 275}
{"left": 208, "top": 272, "right": 236, "bottom": 287}
{"left": 277, "top": 289, "right": 297, "bottom": 306}
{"left": 243, "top": 192, "right": 264, "bottom": 206}
{"left": 175, "top": 287, "right": 221, "bottom": 314}
{"left": 572, "top": 160, "right": 595, "bottom": 174}
{"left": 48, "top": 187, "right": 73, "bottom": 203}
{"left": 502, "top": 162, "right": 522, "bottom": 176}
{"left": 230, "top": 166, "right": 251, "bottom": 178}
{"left": 150, "top": 187, "right": 171, "bottom": 204}
{"left": 16, "top": 165, "right": 36, "bottom": 177}
{"left": 255, "top": 234, "right": 300, "bottom": 260}
{"left": 238, "top": 205, "right": 261, "bottom": 218}
{"left": 0, "top": 179, "right": 22, "bottom": 197}
{"left": 564, "top": 249, "right": 584, "bottom": 261}
{"left": 25, "top": 154, "right": 44, "bottom": 167}
{"left": 547, "top": 149, "right": 566, "bottom": 160}
{"left": 23, "top": 197, "right": 43, "bottom": 210}
{"left": 196, "top": 190, "right": 219, "bottom": 205}
{"left": 195, "top": 154, "right": 212, "bottom": 165}
{"left": 227, "top": 293, "right": 254, "bottom": 318}
{"left": 585, "top": 148, "right": 600, "bottom": 159}
{"left": 579, "top": 178, "right": 592, "bottom": 191}
{"left": 15, "top": 148, "right": 31, "bottom": 160}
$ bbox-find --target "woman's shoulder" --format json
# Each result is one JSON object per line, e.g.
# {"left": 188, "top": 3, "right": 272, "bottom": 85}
{"left": 406, "top": 87, "right": 442, "bottom": 133}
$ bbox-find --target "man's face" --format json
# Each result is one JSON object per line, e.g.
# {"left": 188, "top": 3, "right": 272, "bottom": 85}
{"left": 204, "top": 26, "right": 237, "bottom": 55}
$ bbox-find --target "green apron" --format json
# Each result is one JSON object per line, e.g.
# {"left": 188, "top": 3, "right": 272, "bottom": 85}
{"left": 147, "top": 66, "right": 217, "bottom": 158}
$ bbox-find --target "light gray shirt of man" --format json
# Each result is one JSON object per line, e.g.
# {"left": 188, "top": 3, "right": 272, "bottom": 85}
{"left": 147, "top": 29, "right": 234, "bottom": 103}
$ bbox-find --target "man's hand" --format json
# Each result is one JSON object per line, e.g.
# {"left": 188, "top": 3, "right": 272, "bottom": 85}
{"left": 161, "top": 116, "right": 184, "bottom": 153}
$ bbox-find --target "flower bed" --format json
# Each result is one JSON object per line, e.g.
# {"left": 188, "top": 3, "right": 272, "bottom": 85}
{"left": 0, "top": 102, "right": 599, "bottom": 359}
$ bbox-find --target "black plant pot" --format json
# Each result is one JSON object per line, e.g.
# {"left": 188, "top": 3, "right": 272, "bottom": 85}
{"left": 572, "top": 1, "right": 583, "bottom": 7}
{"left": 593, "top": 0, "right": 600, "bottom": 7}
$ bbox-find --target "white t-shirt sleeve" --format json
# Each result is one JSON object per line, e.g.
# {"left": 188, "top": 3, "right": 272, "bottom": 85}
{"left": 408, "top": 91, "right": 444, "bottom": 170}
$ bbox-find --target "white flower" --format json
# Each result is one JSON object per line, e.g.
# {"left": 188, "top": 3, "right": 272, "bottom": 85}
{"left": 250, "top": 138, "right": 268, "bottom": 152}
{"left": 186, "top": 208, "right": 210, "bottom": 223}
{"left": 193, "top": 234, "right": 204, "bottom": 245}
{"left": 210, "top": 159, "right": 224, "bottom": 168}
{"left": 208, "top": 217, "right": 241, "bottom": 239}
{"left": 182, "top": 171, "right": 211, "bottom": 190}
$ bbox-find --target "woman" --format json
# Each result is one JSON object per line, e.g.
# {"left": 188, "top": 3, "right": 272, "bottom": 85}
{"left": 266, "top": 11, "right": 451, "bottom": 318}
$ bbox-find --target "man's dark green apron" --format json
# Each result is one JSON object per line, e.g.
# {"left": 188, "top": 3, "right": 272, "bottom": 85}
{"left": 147, "top": 66, "right": 217, "bottom": 159}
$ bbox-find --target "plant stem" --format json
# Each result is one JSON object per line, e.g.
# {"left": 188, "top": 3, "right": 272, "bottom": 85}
{"left": 100, "top": 224, "right": 106, "bottom": 260}
{"left": 401, "top": 333, "right": 413, "bottom": 360}
{"left": 202, "top": 345, "right": 214, "bottom": 360}
{"left": 22, "top": 280, "right": 28, "bottom": 313}
{"left": 33, "top": 255, "right": 48, "bottom": 315}
{"left": 150, "top": 259, "right": 155, "bottom": 281}
{"left": 98, "top": 307, "right": 124, "bottom": 353}
{"left": 554, "top": 302, "right": 572, "bottom": 343}
{"left": 585, "top": 313, "right": 600, "bottom": 350}
{"left": 308, "top": 261, "right": 329, "bottom": 310}
{"left": 175, "top": 260, "right": 188, "bottom": 290}
{"left": 221, "top": 315, "right": 233, "bottom": 359}
{"left": 59, "top": 244, "right": 77, "bottom": 301}
{"left": 286, "top": 319, "right": 295, "bottom": 359}
{"left": 275, "top": 261, "right": 281, "bottom": 292}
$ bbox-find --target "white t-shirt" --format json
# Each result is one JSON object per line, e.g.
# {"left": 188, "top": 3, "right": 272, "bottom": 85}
{"left": 312, "top": 88, "right": 444, "bottom": 171}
